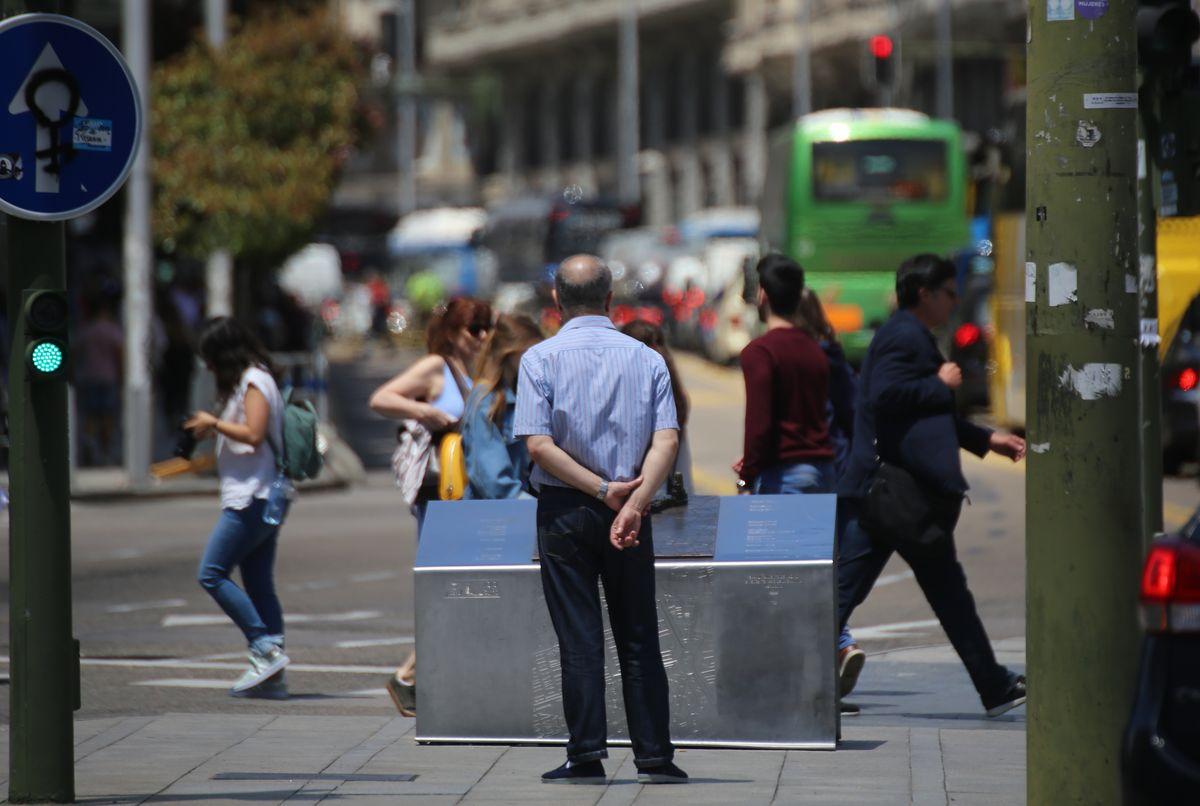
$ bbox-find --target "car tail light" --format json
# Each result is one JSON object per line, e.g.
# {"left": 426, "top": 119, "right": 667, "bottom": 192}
{"left": 1177, "top": 367, "right": 1198, "bottom": 392}
{"left": 954, "top": 322, "right": 982, "bottom": 350}
{"left": 612, "top": 305, "right": 635, "bottom": 326}
{"left": 1140, "top": 540, "right": 1200, "bottom": 633}
{"left": 637, "top": 306, "right": 664, "bottom": 327}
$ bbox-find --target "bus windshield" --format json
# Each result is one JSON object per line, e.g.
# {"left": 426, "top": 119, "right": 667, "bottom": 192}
{"left": 812, "top": 139, "right": 948, "bottom": 203}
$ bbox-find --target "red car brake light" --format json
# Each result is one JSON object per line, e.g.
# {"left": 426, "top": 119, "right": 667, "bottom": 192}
{"left": 1178, "top": 367, "right": 1198, "bottom": 392}
{"left": 954, "top": 322, "right": 982, "bottom": 350}
{"left": 1140, "top": 541, "right": 1200, "bottom": 633}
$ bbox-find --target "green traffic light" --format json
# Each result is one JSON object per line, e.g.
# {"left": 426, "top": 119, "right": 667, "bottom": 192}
{"left": 27, "top": 339, "right": 66, "bottom": 379}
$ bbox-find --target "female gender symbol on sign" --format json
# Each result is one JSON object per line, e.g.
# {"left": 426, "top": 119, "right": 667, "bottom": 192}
{"left": 25, "top": 67, "right": 81, "bottom": 179}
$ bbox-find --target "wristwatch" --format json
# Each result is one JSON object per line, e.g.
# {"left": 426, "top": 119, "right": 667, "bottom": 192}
{"left": 596, "top": 480, "right": 610, "bottom": 501}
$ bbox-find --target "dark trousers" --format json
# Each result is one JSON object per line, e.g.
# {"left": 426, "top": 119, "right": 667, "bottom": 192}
{"left": 536, "top": 486, "right": 674, "bottom": 767}
{"left": 837, "top": 500, "right": 1011, "bottom": 702}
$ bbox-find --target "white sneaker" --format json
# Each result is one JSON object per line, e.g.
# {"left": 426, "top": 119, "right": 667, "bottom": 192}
{"left": 231, "top": 646, "right": 290, "bottom": 693}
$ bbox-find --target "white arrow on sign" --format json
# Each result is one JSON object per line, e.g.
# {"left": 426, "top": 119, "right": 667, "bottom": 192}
{"left": 8, "top": 43, "right": 88, "bottom": 194}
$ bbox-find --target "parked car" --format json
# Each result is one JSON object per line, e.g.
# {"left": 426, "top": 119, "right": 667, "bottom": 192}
{"left": 1122, "top": 520, "right": 1200, "bottom": 802}
{"left": 1163, "top": 295, "right": 1200, "bottom": 475}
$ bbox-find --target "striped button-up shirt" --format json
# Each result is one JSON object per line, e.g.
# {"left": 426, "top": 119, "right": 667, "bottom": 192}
{"left": 514, "top": 315, "right": 678, "bottom": 489}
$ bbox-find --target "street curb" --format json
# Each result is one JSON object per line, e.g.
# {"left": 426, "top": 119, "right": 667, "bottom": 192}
{"left": 56, "top": 425, "right": 367, "bottom": 503}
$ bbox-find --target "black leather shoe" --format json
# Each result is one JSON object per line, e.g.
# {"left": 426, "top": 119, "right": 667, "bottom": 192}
{"left": 541, "top": 760, "right": 606, "bottom": 784}
{"left": 637, "top": 761, "right": 689, "bottom": 784}
{"left": 984, "top": 674, "right": 1027, "bottom": 717}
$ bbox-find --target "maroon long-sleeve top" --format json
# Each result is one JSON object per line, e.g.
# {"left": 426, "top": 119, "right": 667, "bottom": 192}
{"left": 739, "top": 326, "right": 834, "bottom": 485}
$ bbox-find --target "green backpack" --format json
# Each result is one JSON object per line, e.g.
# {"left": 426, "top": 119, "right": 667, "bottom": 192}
{"left": 274, "top": 387, "right": 324, "bottom": 481}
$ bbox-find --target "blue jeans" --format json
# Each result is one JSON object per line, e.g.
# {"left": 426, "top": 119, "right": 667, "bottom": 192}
{"left": 197, "top": 498, "right": 285, "bottom": 654}
{"left": 537, "top": 486, "right": 674, "bottom": 767}
{"left": 754, "top": 461, "right": 835, "bottom": 495}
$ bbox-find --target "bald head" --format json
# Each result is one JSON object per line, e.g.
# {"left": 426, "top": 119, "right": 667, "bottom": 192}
{"left": 555, "top": 254, "right": 612, "bottom": 317}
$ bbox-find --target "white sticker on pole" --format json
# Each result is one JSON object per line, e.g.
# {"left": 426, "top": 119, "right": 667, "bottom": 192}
{"left": 1025, "top": 262, "right": 1036, "bottom": 303}
{"left": 1047, "top": 0, "right": 1074, "bottom": 19}
{"left": 1048, "top": 262, "right": 1077, "bottom": 306}
{"left": 1138, "top": 139, "right": 1147, "bottom": 180}
{"left": 1140, "top": 319, "right": 1161, "bottom": 348}
{"left": 1140, "top": 254, "right": 1156, "bottom": 294}
{"left": 1059, "top": 363, "right": 1123, "bottom": 400}
{"left": 1083, "top": 93, "right": 1137, "bottom": 110}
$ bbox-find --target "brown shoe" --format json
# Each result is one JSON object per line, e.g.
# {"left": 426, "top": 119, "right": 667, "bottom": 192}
{"left": 386, "top": 673, "right": 416, "bottom": 717}
{"left": 838, "top": 644, "right": 866, "bottom": 697}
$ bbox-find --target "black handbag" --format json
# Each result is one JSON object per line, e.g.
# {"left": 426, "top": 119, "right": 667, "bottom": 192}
{"left": 860, "top": 462, "right": 963, "bottom": 558}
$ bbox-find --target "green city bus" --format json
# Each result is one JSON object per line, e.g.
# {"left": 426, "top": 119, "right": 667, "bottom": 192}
{"left": 759, "top": 109, "right": 970, "bottom": 360}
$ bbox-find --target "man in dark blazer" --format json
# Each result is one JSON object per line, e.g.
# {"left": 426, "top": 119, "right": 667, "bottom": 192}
{"left": 836, "top": 254, "right": 1028, "bottom": 717}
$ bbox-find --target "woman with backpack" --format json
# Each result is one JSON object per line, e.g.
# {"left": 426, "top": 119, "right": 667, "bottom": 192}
{"left": 461, "top": 314, "right": 543, "bottom": 500}
{"left": 368, "top": 296, "right": 494, "bottom": 715}
{"left": 185, "top": 317, "right": 291, "bottom": 699}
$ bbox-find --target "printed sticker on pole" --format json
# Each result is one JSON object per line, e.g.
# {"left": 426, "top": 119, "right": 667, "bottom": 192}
{"left": 0, "top": 14, "right": 141, "bottom": 221}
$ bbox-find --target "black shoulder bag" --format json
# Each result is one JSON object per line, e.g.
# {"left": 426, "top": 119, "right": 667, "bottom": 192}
{"left": 857, "top": 354, "right": 963, "bottom": 559}
{"left": 860, "top": 462, "right": 962, "bottom": 559}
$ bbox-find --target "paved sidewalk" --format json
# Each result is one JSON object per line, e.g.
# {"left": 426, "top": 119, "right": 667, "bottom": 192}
{"left": 0, "top": 643, "right": 1027, "bottom": 805}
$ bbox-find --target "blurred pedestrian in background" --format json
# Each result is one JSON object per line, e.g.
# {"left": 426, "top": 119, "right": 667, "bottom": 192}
{"left": 796, "top": 288, "right": 857, "bottom": 482}
{"left": 185, "top": 317, "right": 290, "bottom": 699}
{"left": 836, "top": 254, "right": 1027, "bottom": 717}
{"left": 515, "top": 255, "right": 688, "bottom": 785}
{"left": 76, "top": 295, "right": 125, "bottom": 466}
{"left": 621, "top": 320, "right": 694, "bottom": 503}
{"left": 795, "top": 286, "right": 863, "bottom": 701}
{"left": 155, "top": 287, "right": 196, "bottom": 446}
{"left": 462, "top": 314, "right": 543, "bottom": 500}
{"left": 368, "top": 296, "right": 493, "bottom": 715}
{"left": 735, "top": 255, "right": 835, "bottom": 495}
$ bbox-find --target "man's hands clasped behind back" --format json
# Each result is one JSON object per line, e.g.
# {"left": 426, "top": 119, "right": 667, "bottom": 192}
{"left": 605, "top": 476, "right": 647, "bottom": 551}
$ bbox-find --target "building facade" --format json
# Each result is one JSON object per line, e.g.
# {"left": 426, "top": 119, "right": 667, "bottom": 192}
{"left": 340, "top": 0, "right": 1027, "bottom": 222}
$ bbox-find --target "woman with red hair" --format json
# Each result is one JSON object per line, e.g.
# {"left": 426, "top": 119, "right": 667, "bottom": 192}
{"left": 368, "top": 296, "right": 493, "bottom": 715}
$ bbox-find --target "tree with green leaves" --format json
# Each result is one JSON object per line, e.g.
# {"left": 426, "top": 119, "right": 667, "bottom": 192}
{"left": 152, "top": 6, "right": 365, "bottom": 270}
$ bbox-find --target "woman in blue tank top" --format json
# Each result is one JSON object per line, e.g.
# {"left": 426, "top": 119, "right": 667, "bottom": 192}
{"left": 368, "top": 297, "right": 493, "bottom": 715}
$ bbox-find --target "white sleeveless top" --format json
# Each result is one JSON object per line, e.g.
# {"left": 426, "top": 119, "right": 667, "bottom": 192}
{"left": 216, "top": 366, "right": 285, "bottom": 510}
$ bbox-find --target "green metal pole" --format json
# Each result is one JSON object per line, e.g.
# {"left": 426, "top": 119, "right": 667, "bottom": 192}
{"left": 5, "top": 218, "right": 75, "bottom": 803}
{"left": 1026, "top": 1, "right": 1143, "bottom": 803}
{"left": 3, "top": 2, "right": 75, "bottom": 801}
{"left": 1136, "top": 75, "right": 1164, "bottom": 545}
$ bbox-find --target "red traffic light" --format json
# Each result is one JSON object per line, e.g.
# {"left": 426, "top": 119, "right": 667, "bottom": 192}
{"left": 870, "top": 35, "right": 894, "bottom": 60}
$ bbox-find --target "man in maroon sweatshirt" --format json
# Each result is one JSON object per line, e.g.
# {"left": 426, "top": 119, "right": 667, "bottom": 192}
{"left": 736, "top": 254, "right": 836, "bottom": 495}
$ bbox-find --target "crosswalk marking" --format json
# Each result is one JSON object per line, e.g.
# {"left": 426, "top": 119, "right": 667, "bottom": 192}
{"left": 107, "top": 598, "right": 187, "bottom": 614}
{"left": 162, "top": 611, "right": 382, "bottom": 627}
{"left": 335, "top": 636, "right": 413, "bottom": 649}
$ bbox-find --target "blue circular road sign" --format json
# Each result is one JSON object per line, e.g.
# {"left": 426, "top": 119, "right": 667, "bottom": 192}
{"left": 0, "top": 14, "right": 142, "bottom": 221}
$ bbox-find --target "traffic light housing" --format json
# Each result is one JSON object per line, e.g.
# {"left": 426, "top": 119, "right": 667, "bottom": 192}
{"left": 870, "top": 35, "right": 895, "bottom": 87}
{"left": 22, "top": 290, "right": 68, "bottom": 382}
{"left": 1137, "top": 1, "right": 1199, "bottom": 74}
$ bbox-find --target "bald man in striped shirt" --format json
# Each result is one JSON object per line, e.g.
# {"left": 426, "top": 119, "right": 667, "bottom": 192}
{"left": 514, "top": 255, "right": 688, "bottom": 786}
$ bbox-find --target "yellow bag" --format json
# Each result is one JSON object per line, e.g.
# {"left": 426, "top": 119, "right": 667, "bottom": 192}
{"left": 437, "top": 432, "right": 467, "bottom": 501}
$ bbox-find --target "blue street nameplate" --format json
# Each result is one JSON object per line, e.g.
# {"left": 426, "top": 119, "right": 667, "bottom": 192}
{"left": 0, "top": 14, "right": 141, "bottom": 221}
